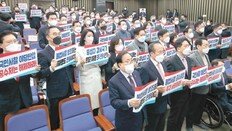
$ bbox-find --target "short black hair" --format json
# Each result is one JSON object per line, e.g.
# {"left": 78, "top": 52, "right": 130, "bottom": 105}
{"left": 134, "top": 27, "right": 145, "bottom": 36}
{"left": 118, "top": 20, "right": 127, "bottom": 26}
{"left": 116, "top": 50, "right": 129, "bottom": 64}
{"left": 59, "top": 14, "right": 67, "bottom": 19}
{"left": 211, "top": 59, "right": 222, "bottom": 66}
{"left": 194, "top": 21, "right": 203, "bottom": 30}
{"left": 96, "top": 19, "right": 105, "bottom": 26}
{"left": 0, "top": 31, "right": 17, "bottom": 44}
{"left": 183, "top": 27, "right": 191, "bottom": 35}
{"left": 109, "top": 35, "right": 122, "bottom": 53}
{"left": 0, "top": 12, "right": 11, "bottom": 21}
{"left": 148, "top": 43, "right": 161, "bottom": 54}
{"left": 195, "top": 37, "right": 207, "bottom": 47}
{"left": 158, "top": 29, "right": 169, "bottom": 38}
{"left": 72, "top": 20, "right": 80, "bottom": 26}
{"left": 170, "top": 32, "right": 177, "bottom": 44}
{"left": 173, "top": 37, "right": 190, "bottom": 50}
{"left": 79, "top": 29, "right": 95, "bottom": 46}
{"left": 46, "top": 12, "right": 57, "bottom": 20}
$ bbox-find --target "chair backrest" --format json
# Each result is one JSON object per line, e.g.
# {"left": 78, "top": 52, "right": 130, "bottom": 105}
{"left": 23, "top": 28, "right": 37, "bottom": 43}
{"left": 5, "top": 105, "right": 51, "bottom": 131}
{"left": 99, "top": 88, "right": 115, "bottom": 123}
{"left": 224, "top": 60, "right": 231, "bottom": 69}
{"left": 59, "top": 94, "right": 98, "bottom": 131}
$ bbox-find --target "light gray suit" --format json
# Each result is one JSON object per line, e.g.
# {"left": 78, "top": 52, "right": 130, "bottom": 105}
{"left": 127, "top": 39, "right": 148, "bottom": 52}
{"left": 189, "top": 50, "right": 211, "bottom": 94}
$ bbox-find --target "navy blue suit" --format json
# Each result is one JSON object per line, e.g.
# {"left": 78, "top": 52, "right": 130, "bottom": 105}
{"left": 140, "top": 59, "right": 168, "bottom": 131}
{"left": 166, "top": 54, "right": 193, "bottom": 131}
{"left": 37, "top": 45, "right": 74, "bottom": 129}
{"left": 109, "top": 70, "right": 143, "bottom": 131}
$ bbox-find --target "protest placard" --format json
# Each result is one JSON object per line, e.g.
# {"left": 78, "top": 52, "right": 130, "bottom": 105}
{"left": 208, "top": 65, "right": 224, "bottom": 84}
{"left": 0, "top": 6, "right": 11, "bottom": 13}
{"left": 84, "top": 43, "right": 109, "bottom": 65}
{"left": 106, "top": 23, "right": 113, "bottom": 33}
{"left": 207, "top": 37, "right": 220, "bottom": 50}
{"left": 59, "top": 23, "right": 72, "bottom": 31}
{"left": 54, "top": 44, "right": 76, "bottom": 70}
{"left": 137, "top": 52, "right": 149, "bottom": 67}
{"left": 15, "top": 14, "right": 27, "bottom": 22}
{"left": 165, "top": 47, "right": 176, "bottom": 58}
{"left": 30, "top": 9, "right": 42, "bottom": 17}
{"left": 0, "top": 49, "right": 38, "bottom": 82}
{"left": 221, "top": 36, "right": 232, "bottom": 49}
{"left": 61, "top": 30, "right": 71, "bottom": 46}
{"left": 150, "top": 31, "right": 159, "bottom": 42}
{"left": 124, "top": 39, "right": 133, "bottom": 47}
{"left": 75, "top": 34, "right": 81, "bottom": 44}
{"left": 18, "top": 3, "right": 28, "bottom": 11}
{"left": 190, "top": 66, "right": 208, "bottom": 89}
{"left": 133, "top": 80, "right": 158, "bottom": 113}
{"left": 164, "top": 24, "right": 175, "bottom": 33}
{"left": 98, "top": 34, "right": 115, "bottom": 44}
{"left": 162, "top": 70, "right": 185, "bottom": 96}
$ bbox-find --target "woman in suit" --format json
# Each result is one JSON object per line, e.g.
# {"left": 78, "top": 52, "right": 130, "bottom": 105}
{"left": 105, "top": 36, "right": 124, "bottom": 84}
{"left": 76, "top": 29, "right": 103, "bottom": 116}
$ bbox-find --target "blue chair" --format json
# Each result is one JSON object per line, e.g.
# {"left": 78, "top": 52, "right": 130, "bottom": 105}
{"left": 59, "top": 94, "right": 114, "bottom": 131}
{"left": 224, "top": 60, "right": 232, "bottom": 76}
{"left": 99, "top": 89, "right": 116, "bottom": 126}
{"left": 4, "top": 105, "right": 51, "bottom": 131}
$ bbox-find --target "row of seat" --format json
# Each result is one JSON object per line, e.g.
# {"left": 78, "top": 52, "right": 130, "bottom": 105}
{"left": 4, "top": 89, "right": 115, "bottom": 131}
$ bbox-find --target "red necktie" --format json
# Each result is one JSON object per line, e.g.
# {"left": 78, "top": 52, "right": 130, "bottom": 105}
{"left": 128, "top": 75, "right": 135, "bottom": 88}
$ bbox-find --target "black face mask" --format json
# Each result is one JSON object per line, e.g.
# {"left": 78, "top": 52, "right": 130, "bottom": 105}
{"left": 53, "top": 36, "right": 62, "bottom": 45}
{"left": 100, "top": 25, "right": 107, "bottom": 30}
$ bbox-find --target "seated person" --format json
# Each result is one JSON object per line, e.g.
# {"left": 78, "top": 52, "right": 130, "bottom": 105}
{"left": 211, "top": 59, "right": 232, "bottom": 115}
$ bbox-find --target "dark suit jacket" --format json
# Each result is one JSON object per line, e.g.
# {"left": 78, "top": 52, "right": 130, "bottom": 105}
{"left": 0, "top": 20, "right": 21, "bottom": 33}
{"left": 207, "top": 32, "right": 222, "bottom": 61}
{"left": 38, "top": 24, "right": 49, "bottom": 49}
{"left": 0, "top": 75, "right": 32, "bottom": 114}
{"left": 140, "top": 59, "right": 168, "bottom": 114}
{"left": 37, "top": 45, "right": 74, "bottom": 99}
{"left": 105, "top": 52, "right": 117, "bottom": 84}
{"left": 109, "top": 70, "right": 143, "bottom": 131}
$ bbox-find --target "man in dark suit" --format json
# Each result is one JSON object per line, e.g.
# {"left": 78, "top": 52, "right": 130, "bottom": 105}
{"left": 193, "top": 21, "right": 205, "bottom": 39}
{"left": 211, "top": 59, "right": 232, "bottom": 113}
{"left": 38, "top": 12, "right": 59, "bottom": 49}
{"left": 37, "top": 26, "right": 74, "bottom": 130}
{"left": 0, "top": 31, "right": 35, "bottom": 130}
{"left": 0, "top": 13, "right": 21, "bottom": 33}
{"left": 221, "top": 23, "right": 232, "bottom": 59}
{"left": 207, "top": 24, "right": 223, "bottom": 61}
{"left": 186, "top": 37, "right": 211, "bottom": 130}
{"left": 166, "top": 37, "right": 193, "bottom": 131}
{"left": 140, "top": 43, "right": 167, "bottom": 131}
{"left": 109, "top": 51, "right": 145, "bottom": 131}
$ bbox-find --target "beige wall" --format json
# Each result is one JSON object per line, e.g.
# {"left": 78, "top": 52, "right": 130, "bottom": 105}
{"left": 55, "top": 0, "right": 93, "bottom": 11}
{"left": 157, "top": 0, "right": 232, "bottom": 25}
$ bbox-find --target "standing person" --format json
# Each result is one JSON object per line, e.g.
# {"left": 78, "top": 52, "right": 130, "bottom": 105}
{"left": 166, "top": 37, "right": 193, "bottom": 131}
{"left": 183, "top": 27, "right": 195, "bottom": 50}
{"left": 37, "top": 26, "right": 74, "bottom": 130}
{"left": 140, "top": 43, "right": 167, "bottom": 131}
{"left": 186, "top": 37, "right": 211, "bottom": 130}
{"left": 116, "top": 20, "right": 132, "bottom": 40}
{"left": 76, "top": 29, "right": 103, "bottom": 116}
{"left": 0, "top": 13, "right": 21, "bottom": 33}
{"left": 105, "top": 36, "right": 124, "bottom": 84}
{"left": 179, "top": 14, "right": 188, "bottom": 32}
{"left": 109, "top": 51, "right": 147, "bottom": 131}
{"left": 28, "top": 4, "right": 42, "bottom": 32}
{"left": 157, "top": 29, "right": 170, "bottom": 48}
{"left": 127, "top": 27, "right": 148, "bottom": 52}
{"left": 11, "top": 6, "right": 25, "bottom": 36}
{"left": 193, "top": 21, "right": 205, "bottom": 38}
{"left": 0, "top": 31, "right": 38, "bottom": 130}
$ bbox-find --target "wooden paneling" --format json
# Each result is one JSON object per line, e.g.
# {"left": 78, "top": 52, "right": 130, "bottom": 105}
{"left": 55, "top": 0, "right": 93, "bottom": 11}
{"left": 157, "top": 0, "right": 232, "bottom": 25}
{"left": 5, "top": 0, "right": 29, "bottom": 9}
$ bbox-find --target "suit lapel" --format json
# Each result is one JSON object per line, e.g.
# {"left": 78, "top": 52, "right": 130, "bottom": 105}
{"left": 46, "top": 45, "right": 55, "bottom": 61}
{"left": 174, "top": 55, "right": 185, "bottom": 70}
{"left": 118, "top": 71, "right": 134, "bottom": 95}
{"left": 148, "top": 60, "right": 164, "bottom": 84}
{"left": 195, "top": 51, "right": 205, "bottom": 66}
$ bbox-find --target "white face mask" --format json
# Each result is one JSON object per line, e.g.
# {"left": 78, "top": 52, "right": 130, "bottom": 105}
{"left": 199, "top": 27, "right": 205, "bottom": 33}
{"left": 86, "top": 20, "right": 92, "bottom": 25}
{"left": 188, "top": 33, "right": 194, "bottom": 39}
{"left": 48, "top": 20, "right": 58, "bottom": 26}
{"left": 85, "top": 36, "right": 94, "bottom": 45}
{"left": 125, "top": 63, "right": 134, "bottom": 74}
{"left": 222, "top": 67, "right": 225, "bottom": 72}
{"left": 72, "top": 15, "right": 76, "bottom": 20}
{"left": 174, "top": 21, "right": 179, "bottom": 25}
{"left": 138, "top": 36, "right": 146, "bottom": 43}
{"left": 74, "top": 27, "right": 81, "bottom": 33}
{"left": 115, "top": 44, "right": 124, "bottom": 52}
{"left": 135, "top": 24, "right": 140, "bottom": 28}
{"left": 163, "top": 37, "right": 170, "bottom": 44}
{"left": 155, "top": 54, "right": 165, "bottom": 63}
{"left": 202, "top": 47, "right": 209, "bottom": 54}
{"left": 161, "top": 19, "right": 167, "bottom": 24}
{"left": 183, "top": 47, "right": 191, "bottom": 56}
{"left": 217, "top": 29, "right": 223, "bottom": 35}
{"left": 121, "top": 25, "right": 127, "bottom": 31}
{"left": 6, "top": 43, "right": 21, "bottom": 52}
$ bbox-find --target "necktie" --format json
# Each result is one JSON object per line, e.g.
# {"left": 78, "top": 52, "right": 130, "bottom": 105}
{"left": 182, "top": 58, "right": 188, "bottom": 73}
{"left": 128, "top": 75, "right": 135, "bottom": 88}
{"left": 15, "top": 77, "right": 19, "bottom": 82}
{"left": 221, "top": 75, "right": 225, "bottom": 86}
{"left": 157, "top": 63, "right": 165, "bottom": 79}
